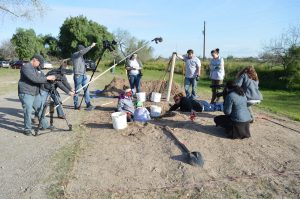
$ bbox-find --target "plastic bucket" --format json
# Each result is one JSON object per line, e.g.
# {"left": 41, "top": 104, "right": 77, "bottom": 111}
{"left": 151, "top": 92, "right": 161, "bottom": 102}
{"left": 111, "top": 112, "right": 127, "bottom": 130}
{"left": 136, "top": 92, "right": 146, "bottom": 102}
{"left": 150, "top": 105, "right": 162, "bottom": 117}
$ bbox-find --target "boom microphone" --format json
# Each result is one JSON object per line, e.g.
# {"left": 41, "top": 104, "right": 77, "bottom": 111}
{"left": 152, "top": 37, "right": 163, "bottom": 44}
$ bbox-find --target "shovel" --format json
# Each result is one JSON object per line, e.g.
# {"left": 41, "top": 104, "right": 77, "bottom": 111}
{"left": 164, "top": 126, "right": 204, "bottom": 167}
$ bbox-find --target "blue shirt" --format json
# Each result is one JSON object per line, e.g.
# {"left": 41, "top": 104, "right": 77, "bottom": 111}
{"left": 224, "top": 92, "right": 251, "bottom": 122}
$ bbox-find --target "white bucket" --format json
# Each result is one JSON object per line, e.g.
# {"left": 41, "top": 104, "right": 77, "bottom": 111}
{"left": 150, "top": 105, "right": 162, "bottom": 117}
{"left": 111, "top": 112, "right": 127, "bottom": 130}
{"left": 151, "top": 92, "right": 161, "bottom": 102}
{"left": 136, "top": 92, "right": 146, "bottom": 102}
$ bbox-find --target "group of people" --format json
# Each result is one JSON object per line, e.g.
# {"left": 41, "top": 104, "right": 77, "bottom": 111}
{"left": 117, "top": 86, "right": 151, "bottom": 122}
{"left": 18, "top": 42, "right": 98, "bottom": 135}
{"left": 169, "top": 48, "right": 262, "bottom": 139}
{"left": 18, "top": 42, "right": 262, "bottom": 139}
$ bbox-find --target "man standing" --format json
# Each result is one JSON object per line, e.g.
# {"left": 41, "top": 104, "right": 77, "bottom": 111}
{"left": 177, "top": 49, "right": 201, "bottom": 99}
{"left": 18, "top": 55, "right": 56, "bottom": 135}
{"left": 72, "top": 42, "right": 96, "bottom": 110}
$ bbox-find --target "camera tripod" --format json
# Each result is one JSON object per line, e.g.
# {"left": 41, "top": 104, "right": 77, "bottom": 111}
{"left": 35, "top": 85, "right": 72, "bottom": 136}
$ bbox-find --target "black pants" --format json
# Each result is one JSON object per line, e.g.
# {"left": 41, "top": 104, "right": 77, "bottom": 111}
{"left": 214, "top": 115, "right": 250, "bottom": 139}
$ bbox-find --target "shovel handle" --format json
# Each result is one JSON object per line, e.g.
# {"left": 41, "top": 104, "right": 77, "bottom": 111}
{"left": 164, "top": 126, "right": 190, "bottom": 153}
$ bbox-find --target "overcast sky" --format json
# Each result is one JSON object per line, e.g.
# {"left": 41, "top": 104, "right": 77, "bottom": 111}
{"left": 1, "top": 0, "right": 300, "bottom": 58}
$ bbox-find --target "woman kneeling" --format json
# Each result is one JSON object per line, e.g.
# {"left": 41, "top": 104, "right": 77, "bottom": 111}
{"left": 214, "top": 81, "right": 252, "bottom": 139}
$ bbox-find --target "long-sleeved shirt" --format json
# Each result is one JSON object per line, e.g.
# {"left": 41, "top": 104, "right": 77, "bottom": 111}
{"left": 169, "top": 97, "right": 203, "bottom": 112}
{"left": 178, "top": 54, "right": 201, "bottom": 78}
{"left": 72, "top": 46, "right": 92, "bottom": 75}
{"left": 235, "top": 73, "right": 263, "bottom": 101}
{"left": 18, "top": 63, "right": 48, "bottom": 96}
{"left": 117, "top": 95, "right": 135, "bottom": 114}
{"left": 210, "top": 57, "right": 225, "bottom": 80}
{"left": 224, "top": 92, "right": 251, "bottom": 122}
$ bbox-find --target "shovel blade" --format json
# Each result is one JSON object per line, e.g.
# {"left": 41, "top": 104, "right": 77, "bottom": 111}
{"left": 188, "top": 151, "right": 204, "bottom": 167}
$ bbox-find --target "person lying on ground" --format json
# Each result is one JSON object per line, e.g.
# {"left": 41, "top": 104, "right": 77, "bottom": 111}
{"left": 214, "top": 81, "right": 252, "bottom": 139}
{"left": 235, "top": 65, "right": 263, "bottom": 122}
{"left": 133, "top": 101, "right": 151, "bottom": 122}
{"left": 117, "top": 87, "right": 135, "bottom": 122}
{"left": 169, "top": 92, "right": 223, "bottom": 112}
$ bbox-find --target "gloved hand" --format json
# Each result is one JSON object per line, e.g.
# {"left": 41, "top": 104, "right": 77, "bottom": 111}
{"left": 196, "top": 75, "right": 199, "bottom": 81}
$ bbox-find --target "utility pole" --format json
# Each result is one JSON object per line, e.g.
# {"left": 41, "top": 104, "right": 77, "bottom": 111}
{"left": 202, "top": 21, "right": 206, "bottom": 60}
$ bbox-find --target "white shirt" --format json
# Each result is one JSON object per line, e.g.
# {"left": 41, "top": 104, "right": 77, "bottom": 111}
{"left": 210, "top": 57, "right": 225, "bottom": 80}
{"left": 128, "top": 59, "right": 141, "bottom": 75}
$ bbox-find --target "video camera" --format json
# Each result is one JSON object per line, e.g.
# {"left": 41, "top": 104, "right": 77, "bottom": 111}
{"left": 46, "top": 67, "right": 73, "bottom": 82}
{"left": 103, "top": 40, "right": 117, "bottom": 52}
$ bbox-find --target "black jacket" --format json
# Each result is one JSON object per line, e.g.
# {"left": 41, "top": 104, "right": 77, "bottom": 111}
{"left": 169, "top": 97, "right": 203, "bottom": 112}
{"left": 18, "top": 63, "right": 48, "bottom": 96}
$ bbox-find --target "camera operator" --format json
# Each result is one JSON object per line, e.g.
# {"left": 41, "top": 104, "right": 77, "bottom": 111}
{"left": 214, "top": 81, "right": 252, "bottom": 139}
{"left": 18, "top": 54, "right": 56, "bottom": 136}
{"left": 72, "top": 42, "right": 96, "bottom": 110}
{"left": 35, "top": 61, "right": 75, "bottom": 119}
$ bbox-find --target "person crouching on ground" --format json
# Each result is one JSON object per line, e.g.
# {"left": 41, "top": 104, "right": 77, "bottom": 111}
{"left": 117, "top": 87, "right": 135, "bottom": 122}
{"left": 235, "top": 66, "right": 263, "bottom": 122}
{"left": 169, "top": 92, "right": 223, "bottom": 112}
{"left": 214, "top": 81, "right": 252, "bottom": 139}
{"left": 134, "top": 101, "right": 151, "bottom": 122}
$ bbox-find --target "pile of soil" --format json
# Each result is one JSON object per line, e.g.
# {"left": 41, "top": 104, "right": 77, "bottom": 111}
{"left": 101, "top": 77, "right": 183, "bottom": 98}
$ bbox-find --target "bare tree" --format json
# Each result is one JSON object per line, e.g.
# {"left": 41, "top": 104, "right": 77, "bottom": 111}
{"left": 264, "top": 25, "right": 300, "bottom": 70}
{"left": 113, "top": 28, "right": 153, "bottom": 62}
{"left": 0, "top": 0, "right": 45, "bottom": 20}
{"left": 0, "top": 39, "right": 17, "bottom": 60}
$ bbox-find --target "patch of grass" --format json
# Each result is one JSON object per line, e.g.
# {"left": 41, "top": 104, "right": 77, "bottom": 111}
{"left": 0, "top": 68, "right": 20, "bottom": 95}
{"left": 259, "top": 89, "right": 300, "bottom": 121}
{"left": 46, "top": 120, "right": 88, "bottom": 198}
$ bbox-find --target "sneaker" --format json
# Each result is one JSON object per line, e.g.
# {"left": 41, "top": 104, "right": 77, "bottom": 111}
{"left": 23, "top": 130, "right": 32, "bottom": 136}
{"left": 74, "top": 106, "right": 80, "bottom": 110}
{"left": 41, "top": 125, "right": 54, "bottom": 130}
{"left": 58, "top": 115, "right": 66, "bottom": 119}
{"left": 86, "top": 103, "right": 95, "bottom": 111}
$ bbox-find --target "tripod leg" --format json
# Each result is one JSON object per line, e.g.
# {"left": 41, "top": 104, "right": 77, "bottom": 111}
{"left": 53, "top": 90, "right": 72, "bottom": 131}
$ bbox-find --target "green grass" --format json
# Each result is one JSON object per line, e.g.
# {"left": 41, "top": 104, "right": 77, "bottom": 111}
{"left": 259, "top": 89, "right": 300, "bottom": 121}
{"left": 0, "top": 68, "right": 20, "bottom": 95}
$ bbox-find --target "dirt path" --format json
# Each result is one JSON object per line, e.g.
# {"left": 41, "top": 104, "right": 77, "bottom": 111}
{"left": 0, "top": 76, "right": 299, "bottom": 198}
{"left": 65, "top": 101, "right": 300, "bottom": 198}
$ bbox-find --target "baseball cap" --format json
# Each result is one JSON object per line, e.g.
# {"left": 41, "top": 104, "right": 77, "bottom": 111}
{"left": 31, "top": 54, "right": 44, "bottom": 67}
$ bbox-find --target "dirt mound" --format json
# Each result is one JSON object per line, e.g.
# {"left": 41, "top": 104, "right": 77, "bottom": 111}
{"left": 101, "top": 77, "right": 183, "bottom": 98}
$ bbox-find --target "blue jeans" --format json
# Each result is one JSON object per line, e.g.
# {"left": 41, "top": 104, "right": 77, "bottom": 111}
{"left": 128, "top": 74, "right": 141, "bottom": 93}
{"left": 184, "top": 77, "right": 197, "bottom": 99}
{"left": 198, "top": 100, "right": 224, "bottom": 112}
{"left": 33, "top": 90, "right": 50, "bottom": 129}
{"left": 73, "top": 74, "right": 91, "bottom": 108}
{"left": 19, "top": 92, "right": 48, "bottom": 131}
